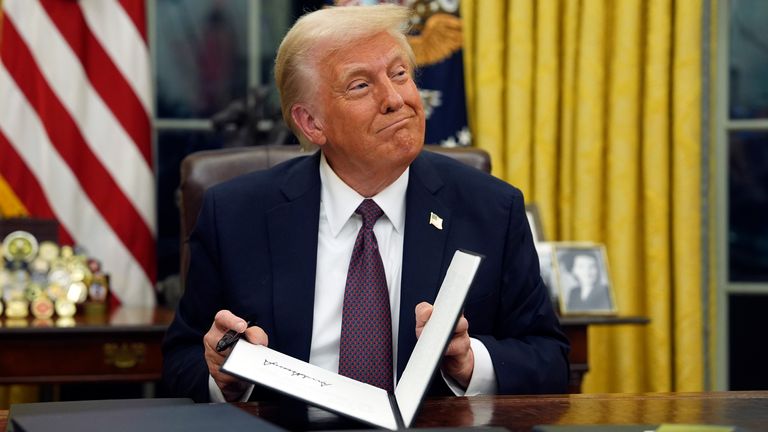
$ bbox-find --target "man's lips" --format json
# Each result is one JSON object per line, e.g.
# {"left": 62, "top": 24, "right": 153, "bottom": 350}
{"left": 377, "top": 115, "right": 414, "bottom": 133}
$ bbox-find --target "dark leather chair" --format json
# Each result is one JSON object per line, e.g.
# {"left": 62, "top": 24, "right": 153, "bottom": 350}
{"left": 178, "top": 145, "right": 491, "bottom": 287}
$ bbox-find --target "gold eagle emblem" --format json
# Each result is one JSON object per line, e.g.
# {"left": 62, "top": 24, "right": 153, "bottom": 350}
{"left": 408, "top": 13, "right": 463, "bottom": 67}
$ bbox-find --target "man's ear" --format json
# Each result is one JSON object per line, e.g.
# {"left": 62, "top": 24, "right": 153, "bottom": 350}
{"left": 290, "top": 104, "right": 326, "bottom": 146}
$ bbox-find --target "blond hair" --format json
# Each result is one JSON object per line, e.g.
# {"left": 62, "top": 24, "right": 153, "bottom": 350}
{"left": 274, "top": 4, "right": 415, "bottom": 148}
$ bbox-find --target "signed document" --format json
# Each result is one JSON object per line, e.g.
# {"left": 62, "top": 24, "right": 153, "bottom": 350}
{"left": 221, "top": 250, "right": 483, "bottom": 430}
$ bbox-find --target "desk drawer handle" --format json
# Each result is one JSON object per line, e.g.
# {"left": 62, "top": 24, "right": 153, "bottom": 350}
{"left": 104, "top": 343, "right": 146, "bottom": 369}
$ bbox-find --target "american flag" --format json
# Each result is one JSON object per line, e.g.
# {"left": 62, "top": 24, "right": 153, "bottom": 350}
{"left": 0, "top": 0, "right": 155, "bottom": 306}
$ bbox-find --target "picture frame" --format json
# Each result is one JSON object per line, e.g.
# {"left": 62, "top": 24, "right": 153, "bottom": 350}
{"left": 552, "top": 243, "right": 616, "bottom": 315}
{"left": 525, "top": 204, "right": 545, "bottom": 244}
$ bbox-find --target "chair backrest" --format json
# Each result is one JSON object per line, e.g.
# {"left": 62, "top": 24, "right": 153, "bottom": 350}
{"left": 178, "top": 145, "right": 491, "bottom": 286}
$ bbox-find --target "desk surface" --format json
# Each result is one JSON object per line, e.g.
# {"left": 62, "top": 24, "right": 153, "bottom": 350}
{"left": 236, "top": 391, "right": 767, "bottom": 431}
{"left": 1, "top": 392, "right": 765, "bottom": 431}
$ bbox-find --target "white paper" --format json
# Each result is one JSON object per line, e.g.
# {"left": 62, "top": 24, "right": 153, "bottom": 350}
{"left": 221, "top": 250, "right": 482, "bottom": 430}
{"left": 394, "top": 250, "right": 483, "bottom": 426}
{"left": 222, "top": 341, "right": 398, "bottom": 430}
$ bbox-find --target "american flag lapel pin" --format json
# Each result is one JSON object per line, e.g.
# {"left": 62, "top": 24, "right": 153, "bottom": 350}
{"left": 429, "top": 212, "right": 443, "bottom": 230}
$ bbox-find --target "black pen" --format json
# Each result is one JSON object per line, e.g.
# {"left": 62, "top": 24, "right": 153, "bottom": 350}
{"left": 215, "top": 320, "right": 253, "bottom": 353}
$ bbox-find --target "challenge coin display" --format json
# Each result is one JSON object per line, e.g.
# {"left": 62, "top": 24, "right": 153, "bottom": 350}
{"left": 1, "top": 230, "right": 111, "bottom": 320}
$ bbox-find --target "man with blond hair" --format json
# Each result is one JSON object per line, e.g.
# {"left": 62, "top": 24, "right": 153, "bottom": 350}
{"left": 163, "top": 4, "right": 569, "bottom": 403}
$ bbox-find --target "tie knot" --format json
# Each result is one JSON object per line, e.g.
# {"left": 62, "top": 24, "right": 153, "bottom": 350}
{"left": 356, "top": 199, "right": 384, "bottom": 229}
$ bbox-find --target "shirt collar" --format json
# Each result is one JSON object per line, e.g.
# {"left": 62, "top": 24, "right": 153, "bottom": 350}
{"left": 319, "top": 152, "right": 408, "bottom": 237}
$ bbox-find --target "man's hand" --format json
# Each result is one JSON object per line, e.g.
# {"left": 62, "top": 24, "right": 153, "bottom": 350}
{"left": 414, "top": 302, "right": 474, "bottom": 389}
{"left": 204, "top": 309, "right": 268, "bottom": 401}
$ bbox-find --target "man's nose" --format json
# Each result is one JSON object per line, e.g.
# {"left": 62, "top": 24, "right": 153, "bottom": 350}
{"left": 379, "top": 80, "right": 405, "bottom": 113}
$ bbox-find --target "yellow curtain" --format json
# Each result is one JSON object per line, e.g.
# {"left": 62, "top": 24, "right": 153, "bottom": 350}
{"left": 463, "top": 0, "right": 705, "bottom": 392}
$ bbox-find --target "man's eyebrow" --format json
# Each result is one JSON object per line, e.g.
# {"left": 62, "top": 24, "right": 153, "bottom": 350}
{"left": 337, "top": 49, "right": 409, "bottom": 83}
{"left": 338, "top": 64, "right": 372, "bottom": 83}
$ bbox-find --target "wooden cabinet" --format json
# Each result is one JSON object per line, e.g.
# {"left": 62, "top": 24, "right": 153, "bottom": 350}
{"left": 0, "top": 308, "right": 173, "bottom": 384}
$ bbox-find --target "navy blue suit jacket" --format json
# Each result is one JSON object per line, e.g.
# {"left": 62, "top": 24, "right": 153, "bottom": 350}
{"left": 162, "top": 150, "right": 570, "bottom": 402}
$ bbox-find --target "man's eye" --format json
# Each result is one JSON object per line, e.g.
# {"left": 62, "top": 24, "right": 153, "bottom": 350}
{"left": 350, "top": 82, "right": 368, "bottom": 91}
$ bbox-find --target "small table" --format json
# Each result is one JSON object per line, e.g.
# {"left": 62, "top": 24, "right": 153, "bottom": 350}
{"left": 0, "top": 307, "right": 174, "bottom": 384}
{"left": 560, "top": 315, "right": 649, "bottom": 393}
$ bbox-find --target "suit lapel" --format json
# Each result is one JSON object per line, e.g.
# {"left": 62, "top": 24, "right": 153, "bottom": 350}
{"left": 397, "top": 153, "right": 451, "bottom": 378}
{"left": 267, "top": 152, "right": 321, "bottom": 362}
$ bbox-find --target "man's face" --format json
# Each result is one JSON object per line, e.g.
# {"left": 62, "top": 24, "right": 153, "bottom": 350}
{"left": 305, "top": 32, "right": 425, "bottom": 183}
{"left": 571, "top": 255, "right": 599, "bottom": 287}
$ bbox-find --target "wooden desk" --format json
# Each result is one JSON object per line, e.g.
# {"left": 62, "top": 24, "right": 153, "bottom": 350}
{"left": 560, "top": 316, "right": 649, "bottom": 393}
{"left": 231, "top": 392, "right": 768, "bottom": 431}
{"left": 0, "top": 307, "right": 174, "bottom": 384}
{"left": 1, "top": 392, "right": 766, "bottom": 430}
{"left": 5, "top": 392, "right": 750, "bottom": 431}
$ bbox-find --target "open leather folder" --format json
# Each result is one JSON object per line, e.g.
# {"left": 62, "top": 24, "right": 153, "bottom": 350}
{"left": 221, "top": 250, "right": 483, "bottom": 430}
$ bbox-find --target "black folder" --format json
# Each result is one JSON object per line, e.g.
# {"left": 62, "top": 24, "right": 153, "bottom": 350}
{"left": 8, "top": 399, "right": 191, "bottom": 432}
{"left": 9, "top": 399, "right": 284, "bottom": 432}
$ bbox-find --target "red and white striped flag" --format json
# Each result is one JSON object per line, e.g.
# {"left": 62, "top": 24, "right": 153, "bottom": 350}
{"left": 0, "top": 0, "right": 156, "bottom": 306}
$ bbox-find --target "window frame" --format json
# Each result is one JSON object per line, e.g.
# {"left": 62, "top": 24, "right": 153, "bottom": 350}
{"left": 715, "top": 0, "right": 768, "bottom": 391}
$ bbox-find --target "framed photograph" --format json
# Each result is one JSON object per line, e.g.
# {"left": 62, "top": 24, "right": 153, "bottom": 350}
{"left": 525, "top": 204, "right": 545, "bottom": 244}
{"left": 552, "top": 243, "right": 616, "bottom": 315}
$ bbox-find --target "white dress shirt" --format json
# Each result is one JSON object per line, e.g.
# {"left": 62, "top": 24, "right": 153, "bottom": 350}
{"left": 209, "top": 153, "right": 496, "bottom": 401}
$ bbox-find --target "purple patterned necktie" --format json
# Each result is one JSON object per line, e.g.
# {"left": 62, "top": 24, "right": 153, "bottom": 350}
{"left": 338, "top": 199, "right": 393, "bottom": 392}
